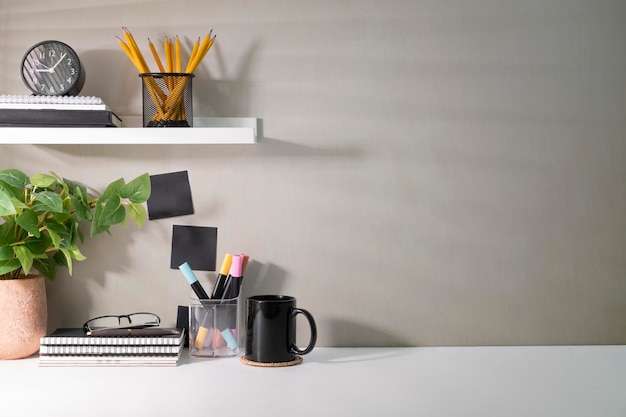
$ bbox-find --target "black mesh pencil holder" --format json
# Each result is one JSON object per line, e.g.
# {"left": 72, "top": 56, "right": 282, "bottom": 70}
{"left": 140, "top": 73, "right": 194, "bottom": 127}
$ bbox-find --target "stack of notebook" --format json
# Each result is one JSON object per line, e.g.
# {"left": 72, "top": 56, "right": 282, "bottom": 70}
{"left": 0, "top": 95, "right": 122, "bottom": 127}
{"left": 38, "top": 328, "right": 185, "bottom": 367}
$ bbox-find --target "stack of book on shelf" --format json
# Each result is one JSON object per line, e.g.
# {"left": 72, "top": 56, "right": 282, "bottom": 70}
{"left": 0, "top": 95, "right": 122, "bottom": 127}
{"left": 38, "top": 328, "right": 185, "bottom": 367}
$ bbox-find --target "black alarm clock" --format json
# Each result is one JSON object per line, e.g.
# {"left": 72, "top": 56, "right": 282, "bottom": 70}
{"left": 20, "top": 40, "right": 85, "bottom": 96}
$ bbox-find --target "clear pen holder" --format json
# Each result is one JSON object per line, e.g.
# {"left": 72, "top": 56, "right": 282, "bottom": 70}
{"left": 189, "top": 296, "right": 240, "bottom": 357}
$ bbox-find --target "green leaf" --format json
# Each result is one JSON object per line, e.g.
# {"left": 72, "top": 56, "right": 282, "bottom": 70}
{"left": 16, "top": 209, "right": 40, "bottom": 238}
{"left": 45, "top": 220, "right": 71, "bottom": 249}
{"left": 53, "top": 212, "right": 71, "bottom": 224}
{"left": 0, "top": 245, "right": 14, "bottom": 261}
{"left": 0, "top": 189, "right": 16, "bottom": 216}
{"left": 60, "top": 220, "right": 77, "bottom": 249}
{"left": 50, "top": 172, "right": 69, "bottom": 196}
{"left": 72, "top": 186, "right": 91, "bottom": 221}
{"left": 45, "top": 219, "right": 69, "bottom": 237}
{"left": 30, "top": 173, "right": 57, "bottom": 188}
{"left": 0, "top": 259, "right": 21, "bottom": 276}
{"left": 73, "top": 221, "right": 84, "bottom": 245}
{"left": 12, "top": 245, "right": 33, "bottom": 275}
{"left": 33, "top": 258, "right": 56, "bottom": 281}
{"left": 120, "top": 173, "right": 151, "bottom": 203}
{"left": 0, "top": 218, "right": 15, "bottom": 242}
{"left": 32, "top": 191, "right": 64, "bottom": 213}
{"left": 100, "top": 178, "right": 125, "bottom": 202}
{"left": 63, "top": 177, "right": 89, "bottom": 197}
{"left": 67, "top": 245, "right": 86, "bottom": 261}
{"left": 90, "top": 201, "right": 109, "bottom": 237}
{"left": 98, "top": 194, "right": 126, "bottom": 227}
{"left": 24, "top": 234, "right": 53, "bottom": 257}
{"left": 47, "top": 228, "right": 61, "bottom": 249}
{"left": 128, "top": 203, "right": 147, "bottom": 229}
{"left": 0, "top": 185, "right": 21, "bottom": 202}
{"left": 10, "top": 197, "right": 29, "bottom": 211}
{"left": 0, "top": 169, "right": 28, "bottom": 190}
{"left": 57, "top": 248, "right": 73, "bottom": 276}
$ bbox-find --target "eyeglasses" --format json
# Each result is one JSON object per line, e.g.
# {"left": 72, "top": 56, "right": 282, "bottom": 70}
{"left": 82, "top": 312, "right": 161, "bottom": 333}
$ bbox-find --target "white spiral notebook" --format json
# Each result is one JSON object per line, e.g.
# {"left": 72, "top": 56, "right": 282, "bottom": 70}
{"left": 0, "top": 95, "right": 110, "bottom": 111}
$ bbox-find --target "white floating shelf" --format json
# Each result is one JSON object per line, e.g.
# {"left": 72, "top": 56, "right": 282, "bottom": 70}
{"left": 0, "top": 117, "right": 259, "bottom": 144}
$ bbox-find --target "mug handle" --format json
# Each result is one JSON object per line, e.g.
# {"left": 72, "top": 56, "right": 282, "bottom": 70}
{"left": 290, "top": 308, "right": 317, "bottom": 355}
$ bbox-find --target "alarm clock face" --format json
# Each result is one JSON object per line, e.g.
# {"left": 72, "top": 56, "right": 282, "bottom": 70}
{"left": 20, "top": 40, "right": 85, "bottom": 96}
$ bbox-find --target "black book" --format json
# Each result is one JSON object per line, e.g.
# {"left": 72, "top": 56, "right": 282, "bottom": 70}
{"left": 0, "top": 109, "right": 122, "bottom": 127}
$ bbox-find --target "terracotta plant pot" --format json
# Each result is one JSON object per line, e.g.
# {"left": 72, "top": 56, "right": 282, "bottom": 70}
{"left": 0, "top": 275, "right": 47, "bottom": 360}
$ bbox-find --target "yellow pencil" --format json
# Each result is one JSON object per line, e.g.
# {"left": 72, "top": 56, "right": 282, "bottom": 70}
{"left": 185, "top": 37, "right": 200, "bottom": 73}
{"left": 187, "top": 33, "right": 215, "bottom": 74}
{"left": 164, "top": 37, "right": 173, "bottom": 73}
{"left": 123, "top": 27, "right": 150, "bottom": 73}
{"left": 116, "top": 37, "right": 141, "bottom": 71}
{"left": 120, "top": 28, "right": 215, "bottom": 75}
{"left": 197, "top": 35, "right": 215, "bottom": 69}
{"left": 168, "top": 37, "right": 175, "bottom": 73}
{"left": 175, "top": 35, "right": 182, "bottom": 73}
{"left": 148, "top": 38, "right": 165, "bottom": 73}
{"left": 190, "top": 33, "right": 210, "bottom": 68}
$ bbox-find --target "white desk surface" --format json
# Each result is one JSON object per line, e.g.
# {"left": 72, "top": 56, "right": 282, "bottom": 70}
{"left": 1, "top": 346, "right": 624, "bottom": 417}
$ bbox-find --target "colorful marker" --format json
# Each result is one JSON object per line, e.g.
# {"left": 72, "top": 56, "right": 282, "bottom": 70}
{"left": 178, "top": 262, "right": 209, "bottom": 299}
{"left": 211, "top": 253, "right": 233, "bottom": 299}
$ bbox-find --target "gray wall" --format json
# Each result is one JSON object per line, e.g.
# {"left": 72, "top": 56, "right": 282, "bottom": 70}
{"left": 1, "top": 0, "right": 625, "bottom": 346}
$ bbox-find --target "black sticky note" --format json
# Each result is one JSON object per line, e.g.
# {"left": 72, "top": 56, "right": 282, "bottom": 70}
{"left": 147, "top": 171, "right": 194, "bottom": 220}
{"left": 170, "top": 225, "right": 217, "bottom": 271}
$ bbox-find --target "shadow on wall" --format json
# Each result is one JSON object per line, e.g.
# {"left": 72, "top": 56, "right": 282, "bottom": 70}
{"left": 35, "top": 135, "right": 364, "bottom": 162}
{"left": 79, "top": 49, "right": 141, "bottom": 116}
{"left": 325, "top": 318, "right": 414, "bottom": 347}
{"left": 45, "top": 226, "right": 136, "bottom": 332}
{"left": 239, "top": 260, "right": 287, "bottom": 300}
{"left": 194, "top": 40, "right": 261, "bottom": 118}
{"left": 240, "top": 261, "right": 413, "bottom": 347}
{"left": 45, "top": 277, "right": 91, "bottom": 333}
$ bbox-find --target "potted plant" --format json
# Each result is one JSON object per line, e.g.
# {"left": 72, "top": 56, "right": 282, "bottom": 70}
{"left": 0, "top": 168, "right": 151, "bottom": 359}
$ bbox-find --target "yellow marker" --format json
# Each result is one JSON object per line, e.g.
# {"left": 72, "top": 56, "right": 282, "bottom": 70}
{"left": 211, "top": 253, "right": 233, "bottom": 298}
{"left": 194, "top": 326, "right": 210, "bottom": 349}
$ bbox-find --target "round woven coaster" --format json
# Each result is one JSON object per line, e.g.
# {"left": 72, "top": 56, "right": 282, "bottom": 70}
{"left": 240, "top": 355, "right": 303, "bottom": 367}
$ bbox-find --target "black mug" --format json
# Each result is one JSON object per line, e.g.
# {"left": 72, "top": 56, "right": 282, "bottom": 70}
{"left": 245, "top": 295, "right": 317, "bottom": 363}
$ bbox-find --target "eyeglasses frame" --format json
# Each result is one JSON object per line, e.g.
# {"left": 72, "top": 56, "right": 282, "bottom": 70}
{"left": 82, "top": 312, "right": 161, "bottom": 333}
